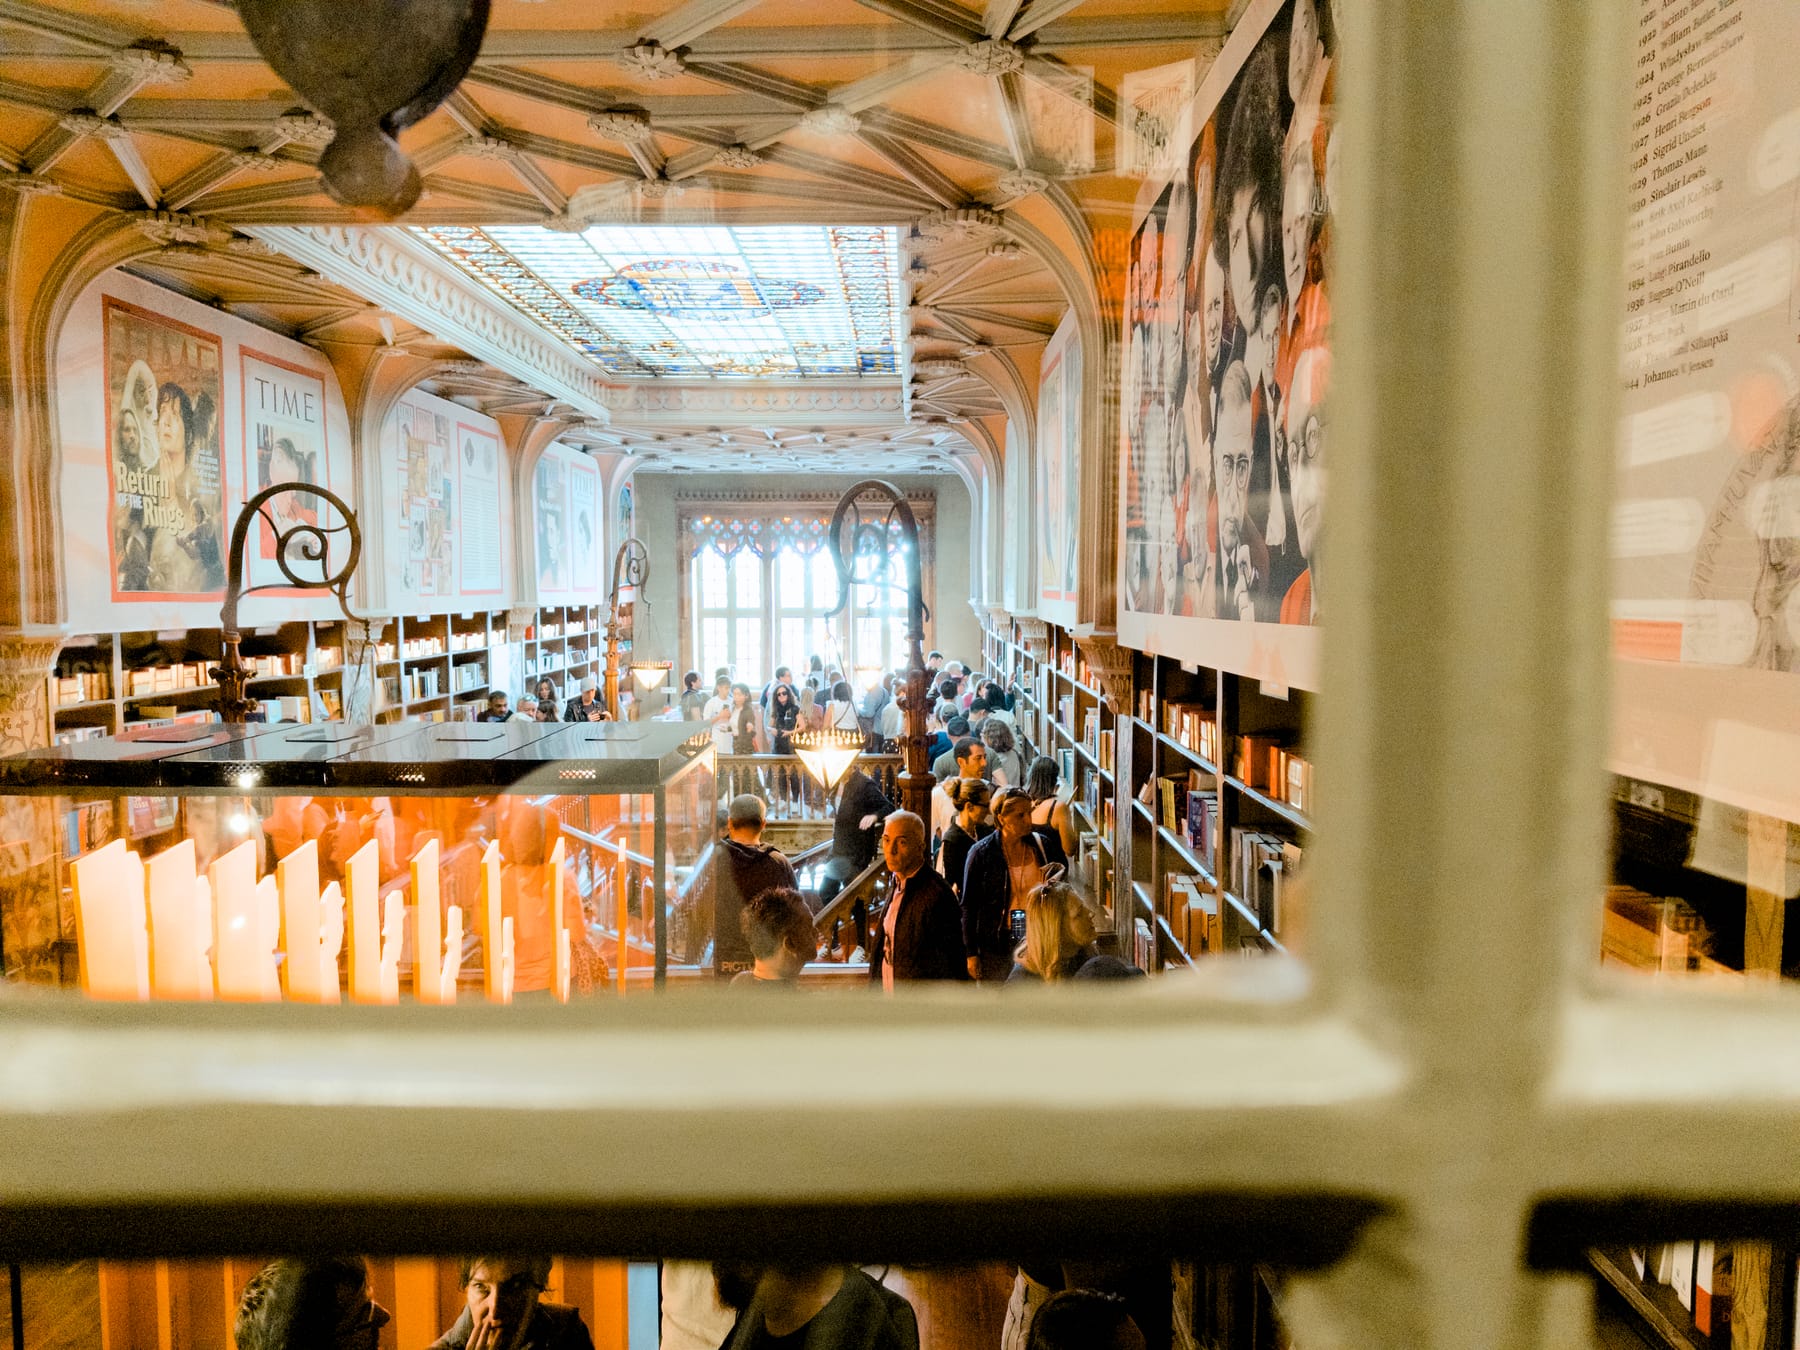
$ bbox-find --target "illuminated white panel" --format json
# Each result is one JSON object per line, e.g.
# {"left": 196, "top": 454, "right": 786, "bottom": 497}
{"left": 413, "top": 223, "right": 904, "bottom": 380}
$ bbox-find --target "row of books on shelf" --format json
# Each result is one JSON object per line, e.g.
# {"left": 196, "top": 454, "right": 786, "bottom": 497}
{"left": 401, "top": 670, "right": 442, "bottom": 702}
{"left": 452, "top": 662, "right": 489, "bottom": 693}
{"left": 1055, "top": 650, "right": 1093, "bottom": 689}
{"left": 1150, "top": 770, "right": 1219, "bottom": 861}
{"left": 244, "top": 652, "right": 307, "bottom": 679}
{"left": 1163, "top": 873, "right": 1221, "bottom": 956}
{"left": 1233, "top": 829, "right": 1302, "bottom": 934}
{"left": 449, "top": 630, "right": 488, "bottom": 653}
{"left": 1624, "top": 1241, "right": 1727, "bottom": 1337}
{"left": 124, "top": 662, "right": 210, "bottom": 696}
{"left": 1162, "top": 703, "right": 1222, "bottom": 766}
{"left": 1601, "top": 884, "right": 1735, "bottom": 978}
{"left": 50, "top": 671, "right": 108, "bottom": 706}
{"left": 315, "top": 645, "right": 343, "bottom": 670}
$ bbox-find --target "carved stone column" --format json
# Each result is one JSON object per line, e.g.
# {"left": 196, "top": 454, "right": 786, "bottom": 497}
{"left": 1075, "top": 632, "right": 1135, "bottom": 715}
{"left": 506, "top": 605, "right": 536, "bottom": 644}
{"left": 982, "top": 603, "right": 1012, "bottom": 635}
{"left": 0, "top": 634, "right": 66, "bottom": 982}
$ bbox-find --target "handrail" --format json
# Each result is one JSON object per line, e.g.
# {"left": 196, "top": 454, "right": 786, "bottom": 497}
{"left": 788, "top": 837, "right": 835, "bottom": 871}
{"left": 558, "top": 820, "right": 653, "bottom": 869}
{"left": 810, "top": 854, "right": 887, "bottom": 938}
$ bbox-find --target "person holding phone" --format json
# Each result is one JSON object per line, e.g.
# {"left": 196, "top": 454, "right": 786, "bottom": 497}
{"left": 958, "top": 787, "right": 1067, "bottom": 983}
{"left": 431, "top": 1257, "right": 593, "bottom": 1349}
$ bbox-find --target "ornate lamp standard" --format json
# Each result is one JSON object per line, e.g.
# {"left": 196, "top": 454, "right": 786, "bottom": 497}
{"left": 822, "top": 480, "right": 932, "bottom": 820}
{"left": 602, "top": 537, "right": 662, "bottom": 721}
{"left": 212, "top": 482, "right": 362, "bottom": 722}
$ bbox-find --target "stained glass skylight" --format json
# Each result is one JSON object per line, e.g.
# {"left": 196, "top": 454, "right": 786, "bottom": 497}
{"left": 414, "top": 223, "right": 904, "bottom": 380}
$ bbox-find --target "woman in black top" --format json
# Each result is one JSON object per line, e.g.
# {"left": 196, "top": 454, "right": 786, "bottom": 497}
{"left": 766, "top": 681, "right": 801, "bottom": 805}
{"left": 937, "top": 778, "right": 992, "bottom": 899}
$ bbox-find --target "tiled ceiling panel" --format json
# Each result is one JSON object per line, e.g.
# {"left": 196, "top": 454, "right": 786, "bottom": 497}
{"left": 414, "top": 223, "right": 904, "bottom": 380}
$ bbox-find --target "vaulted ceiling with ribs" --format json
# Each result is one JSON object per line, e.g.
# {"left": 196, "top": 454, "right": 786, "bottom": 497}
{"left": 0, "top": 0, "right": 1224, "bottom": 474}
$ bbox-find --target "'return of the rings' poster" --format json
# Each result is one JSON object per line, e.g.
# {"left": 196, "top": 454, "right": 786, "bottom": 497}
{"left": 1613, "top": 0, "right": 1800, "bottom": 822}
{"left": 104, "top": 297, "right": 228, "bottom": 601}
{"left": 1116, "top": 0, "right": 1335, "bottom": 692}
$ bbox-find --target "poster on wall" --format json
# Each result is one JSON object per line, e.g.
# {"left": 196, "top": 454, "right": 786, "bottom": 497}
{"left": 457, "top": 422, "right": 502, "bottom": 594}
{"left": 535, "top": 456, "right": 569, "bottom": 593}
{"left": 394, "top": 400, "right": 454, "bottom": 597}
{"left": 104, "top": 298, "right": 227, "bottom": 599}
{"left": 242, "top": 350, "right": 332, "bottom": 591}
{"left": 1116, "top": 0, "right": 1335, "bottom": 690}
{"left": 1038, "top": 314, "right": 1082, "bottom": 611}
{"left": 617, "top": 480, "right": 635, "bottom": 549}
{"left": 568, "top": 453, "right": 600, "bottom": 592}
{"left": 1610, "top": 0, "right": 1800, "bottom": 820}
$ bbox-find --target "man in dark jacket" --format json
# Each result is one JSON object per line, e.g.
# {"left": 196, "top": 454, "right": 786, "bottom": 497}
{"left": 564, "top": 675, "right": 608, "bottom": 722}
{"left": 869, "top": 810, "right": 968, "bottom": 988}
{"left": 817, "top": 766, "right": 892, "bottom": 904}
{"left": 716, "top": 794, "right": 797, "bottom": 978}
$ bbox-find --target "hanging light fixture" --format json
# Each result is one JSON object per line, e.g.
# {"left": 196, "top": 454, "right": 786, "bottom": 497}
{"left": 629, "top": 659, "right": 672, "bottom": 692}
{"left": 853, "top": 663, "right": 883, "bottom": 691}
{"left": 792, "top": 726, "right": 864, "bottom": 792}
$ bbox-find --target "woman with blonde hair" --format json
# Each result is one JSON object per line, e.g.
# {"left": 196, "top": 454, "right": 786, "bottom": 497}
{"left": 1008, "top": 876, "right": 1096, "bottom": 983}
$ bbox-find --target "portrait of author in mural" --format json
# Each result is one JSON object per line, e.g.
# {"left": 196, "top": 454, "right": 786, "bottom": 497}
{"left": 106, "top": 304, "right": 227, "bottom": 597}
{"left": 1121, "top": 0, "right": 1335, "bottom": 627}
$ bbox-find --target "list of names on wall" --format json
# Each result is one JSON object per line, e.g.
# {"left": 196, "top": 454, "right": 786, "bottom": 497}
{"left": 1614, "top": 0, "right": 1800, "bottom": 678}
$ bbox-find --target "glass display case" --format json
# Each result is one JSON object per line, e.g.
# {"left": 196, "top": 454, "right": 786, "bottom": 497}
{"left": 0, "top": 719, "right": 716, "bottom": 998}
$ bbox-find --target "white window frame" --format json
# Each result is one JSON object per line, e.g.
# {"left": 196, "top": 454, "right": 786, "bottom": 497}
{"left": 9, "top": 10, "right": 1789, "bottom": 1347}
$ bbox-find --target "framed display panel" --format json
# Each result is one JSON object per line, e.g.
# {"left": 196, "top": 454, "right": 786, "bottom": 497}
{"left": 1115, "top": 0, "right": 1336, "bottom": 691}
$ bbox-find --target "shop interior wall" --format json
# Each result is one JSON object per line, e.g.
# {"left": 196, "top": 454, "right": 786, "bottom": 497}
{"left": 629, "top": 469, "right": 978, "bottom": 669}
{"left": 55, "top": 268, "right": 359, "bottom": 634}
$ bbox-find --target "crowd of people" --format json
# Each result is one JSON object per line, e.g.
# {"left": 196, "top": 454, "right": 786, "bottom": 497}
{"left": 475, "top": 674, "right": 615, "bottom": 724}
{"left": 703, "top": 648, "right": 1139, "bottom": 991}
{"left": 231, "top": 1254, "right": 1152, "bottom": 1350}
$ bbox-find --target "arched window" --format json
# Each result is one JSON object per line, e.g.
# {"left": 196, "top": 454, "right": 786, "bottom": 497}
{"left": 683, "top": 499, "right": 935, "bottom": 688}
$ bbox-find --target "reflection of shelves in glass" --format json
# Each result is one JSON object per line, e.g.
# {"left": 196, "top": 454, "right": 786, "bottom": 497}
{"left": 1224, "top": 775, "right": 1312, "bottom": 832}
{"left": 51, "top": 699, "right": 116, "bottom": 715}
{"left": 1156, "top": 825, "right": 1215, "bottom": 887}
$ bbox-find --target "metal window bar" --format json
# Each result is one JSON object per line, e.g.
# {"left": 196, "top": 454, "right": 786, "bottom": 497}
{"left": 3, "top": 6, "right": 1793, "bottom": 1349}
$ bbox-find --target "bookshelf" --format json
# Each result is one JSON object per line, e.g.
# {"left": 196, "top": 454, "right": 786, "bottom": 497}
{"left": 980, "top": 615, "right": 1313, "bottom": 974}
{"left": 45, "top": 602, "right": 612, "bottom": 740}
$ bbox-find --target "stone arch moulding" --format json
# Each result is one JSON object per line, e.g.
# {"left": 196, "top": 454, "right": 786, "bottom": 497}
{"left": 505, "top": 413, "right": 575, "bottom": 610}
{"left": 1003, "top": 213, "right": 1114, "bottom": 632}
{"left": 18, "top": 207, "right": 171, "bottom": 631}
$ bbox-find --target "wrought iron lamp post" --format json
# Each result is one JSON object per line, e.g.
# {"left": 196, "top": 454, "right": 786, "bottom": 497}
{"left": 602, "top": 537, "right": 655, "bottom": 721}
{"left": 212, "top": 482, "right": 363, "bottom": 723}
{"left": 823, "top": 480, "right": 932, "bottom": 821}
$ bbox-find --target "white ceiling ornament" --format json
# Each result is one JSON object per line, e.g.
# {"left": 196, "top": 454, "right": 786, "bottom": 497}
{"left": 225, "top": 234, "right": 278, "bottom": 257}
{"left": 542, "top": 211, "right": 592, "bottom": 233}
{"left": 913, "top": 358, "right": 967, "bottom": 380}
{"left": 0, "top": 173, "right": 61, "bottom": 197}
{"left": 227, "top": 151, "right": 284, "bottom": 174}
{"left": 135, "top": 212, "right": 225, "bottom": 246}
{"left": 985, "top": 238, "right": 1025, "bottom": 258}
{"left": 636, "top": 176, "right": 684, "bottom": 199}
{"left": 111, "top": 45, "right": 193, "bottom": 86}
{"left": 463, "top": 134, "right": 521, "bottom": 162}
{"left": 58, "top": 111, "right": 128, "bottom": 143}
{"left": 914, "top": 207, "right": 1006, "bottom": 244}
{"left": 588, "top": 110, "right": 654, "bottom": 144}
{"left": 992, "top": 170, "right": 1049, "bottom": 204}
{"left": 799, "top": 105, "right": 861, "bottom": 137}
{"left": 274, "top": 111, "right": 334, "bottom": 148}
{"left": 618, "top": 41, "right": 685, "bottom": 81}
{"left": 953, "top": 39, "right": 1024, "bottom": 77}
{"left": 712, "top": 143, "right": 763, "bottom": 169}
